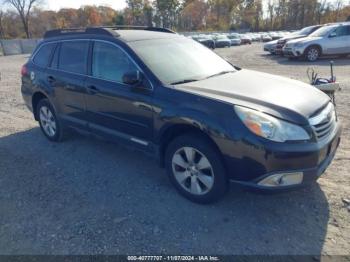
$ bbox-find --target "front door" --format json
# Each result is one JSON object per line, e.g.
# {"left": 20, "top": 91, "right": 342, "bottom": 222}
{"left": 84, "top": 41, "right": 154, "bottom": 149}
{"left": 325, "top": 26, "right": 350, "bottom": 55}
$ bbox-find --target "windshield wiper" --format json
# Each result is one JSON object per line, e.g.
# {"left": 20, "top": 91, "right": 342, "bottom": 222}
{"left": 170, "top": 79, "right": 200, "bottom": 85}
{"left": 205, "top": 70, "right": 235, "bottom": 79}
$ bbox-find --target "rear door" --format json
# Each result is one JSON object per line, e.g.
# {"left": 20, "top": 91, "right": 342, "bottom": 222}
{"left": 26, "top": 43, "right": 56, "bottom": 112}
{"left": 84, "top": 41, "right": 154, "bottom": 148}
{"left": 325, "top": 26, "right": 350, "bottom": 55}
{"left": 46, "top": 40, "right": 90, "bottom": 129}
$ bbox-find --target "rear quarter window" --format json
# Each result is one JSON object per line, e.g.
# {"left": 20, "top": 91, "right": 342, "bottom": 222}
{"left": 33, "top": 43, "right": 56, "bottom": 68}
{"left": 58, "top": 41, "right": 89, "bottom": 74}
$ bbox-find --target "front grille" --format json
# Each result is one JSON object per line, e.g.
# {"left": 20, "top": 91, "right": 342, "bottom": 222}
{"left": 309, "top": 103, "right": 337, "bottom": 140}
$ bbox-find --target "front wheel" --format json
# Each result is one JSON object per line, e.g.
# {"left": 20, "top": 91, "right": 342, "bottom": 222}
{"left": 304, "top": 46, "right": 320, "bottom": 62}
{"left": 165, "top": 134, "right": 228, "bottom": 204}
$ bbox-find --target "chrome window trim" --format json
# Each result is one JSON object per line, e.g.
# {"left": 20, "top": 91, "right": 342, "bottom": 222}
{"left": 31, "top": 38, "right": 154, "bottom": 90}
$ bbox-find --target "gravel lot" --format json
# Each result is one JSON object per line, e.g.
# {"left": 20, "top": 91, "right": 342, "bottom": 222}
{"left": 0, "top": 44, "right": 349, "bottom": 255}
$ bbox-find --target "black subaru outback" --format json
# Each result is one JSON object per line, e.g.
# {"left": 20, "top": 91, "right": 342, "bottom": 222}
{"left": 21, "top": 26, "right": 341, "bottom": 203}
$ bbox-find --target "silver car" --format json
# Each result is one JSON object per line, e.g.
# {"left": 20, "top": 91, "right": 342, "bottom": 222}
{"left": 263, "top": 40, "right": 278, "bottom": 54}
{"left": 283, "top": 22, "right": 350, "bottom": 61}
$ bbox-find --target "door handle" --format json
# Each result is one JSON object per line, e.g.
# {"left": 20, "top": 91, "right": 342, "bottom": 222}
{"left": 86, "top": 85, "right": 99, "bottom": 94}
{"left": 47, "top": 76, "right": 55, "bottom": 84}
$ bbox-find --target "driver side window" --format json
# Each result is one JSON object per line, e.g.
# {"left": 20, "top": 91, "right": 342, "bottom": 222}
{"left": 333, "top": 26, "right": 349, "bottom": 37}
{"left": 92, "top": 42, "right": 137, "bottom": 83}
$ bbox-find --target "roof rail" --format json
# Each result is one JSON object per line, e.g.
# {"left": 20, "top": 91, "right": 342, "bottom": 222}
{"left": 44, "top": 26, "right": 176, "bottom": 39}
{"left": 44, "top": 27, "right": 119, "bottom": 38}
{"left": 107, "top": 26, "right": 176, "bottom": 34}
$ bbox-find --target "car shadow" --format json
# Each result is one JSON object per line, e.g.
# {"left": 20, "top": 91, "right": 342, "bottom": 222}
{"left": 0, "top": 128, "right": 330, "bottom": 255}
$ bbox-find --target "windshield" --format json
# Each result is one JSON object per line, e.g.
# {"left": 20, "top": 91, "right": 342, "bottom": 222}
{"left": 298, "top": 26, "right": 317, "bottom": 35}
{"left": 217, "top": 35, "right": 227, "bottom": 39}
{"left": 228, "top": 35, "right": 239, "bottom": 39}
{"left": 310, "top": 25, "right": 337, "bottom": 37}
{"left": 129, "top": 37, "right": 235, "bottom": 84}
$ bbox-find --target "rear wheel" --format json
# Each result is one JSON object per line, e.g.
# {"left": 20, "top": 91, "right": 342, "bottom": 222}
{"left": 165, "top": 134, "right": 228, "bottom": 204}
{"left": 37, "top": 99, "right": 66, "bottom": 142}
{"left": 305, "top": 46, "right": 320, "bottom": 62}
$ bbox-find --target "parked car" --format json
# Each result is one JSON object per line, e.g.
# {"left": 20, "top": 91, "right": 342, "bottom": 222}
{"left": 21, "top": 27, "right": 341, "bottom": 203}
{"left": 283, "top": 22, "right": 350, "bottom": 61}
{"left": 276, "top": 25, "right": 323, "bottom": 55}
{"left": 263, "top": 40, "right": 278, "bottom": 54}
{"left": 213, "top": 35, "right": 231, "bottom": 48}
{"left": 192, "top": 35, "right": 216, "bottom": 49}
{"left": 250, "top": 33, "right": 261, "bottom": 42}
{"left": 239, "top": 34, "right": 252, "bottom": 45}
{"left": 227, "top": 33, "right": 241, "bottom": 46}
{"left": 269, "top": 32, "right": 282, "bottom": 40}
{"left": 261, "top": 34, "right": 273, "bottom": 42}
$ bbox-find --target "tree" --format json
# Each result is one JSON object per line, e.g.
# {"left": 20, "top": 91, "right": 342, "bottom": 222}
{"left": 334, "top": 0, "right": 344, "bottom": 22}
{"left": 153, "top": 0, "right": 180, "bottom": 28}
{"left": 0, "top": 10, "right": 4, "bottom": 38}
{"left": 114, "top": 12, "right": 125, "bottom": 25}
{"left": 126, "top": 0, "right": 144, "bottom": 25}
{"left": 267, "top": 0, "right": 275, "bottom": 30}
{"left": 180, "top": 0, "right": 207, "bottom": 31}
{"left": 2, "top": 0, "right": 42, "bottom": 38}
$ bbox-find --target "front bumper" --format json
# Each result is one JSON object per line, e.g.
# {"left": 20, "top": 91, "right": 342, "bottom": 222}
{"left": 283, "top": 46, "right": 306, "bottom": 57}
{"left": 223, "top": 123, "right": 342, "bottom": 191}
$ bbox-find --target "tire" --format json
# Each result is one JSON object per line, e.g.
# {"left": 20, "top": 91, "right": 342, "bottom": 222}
{"left": 304, "top": 46, "right": 320, "bottom": 62}
{"left": 165, "top": 134, "right": 228, "bottom": 204}
{"left": 37, "top": 99, "right": 66, "bottom": 142}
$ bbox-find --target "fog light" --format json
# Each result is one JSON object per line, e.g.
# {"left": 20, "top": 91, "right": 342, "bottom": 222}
{"left": 258, "top": 172, "right": 303, "bottom": 187}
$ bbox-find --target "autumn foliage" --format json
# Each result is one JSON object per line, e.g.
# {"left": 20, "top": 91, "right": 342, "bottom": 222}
{"left": 0, "top": 0, "right": 349, "bottom": 39}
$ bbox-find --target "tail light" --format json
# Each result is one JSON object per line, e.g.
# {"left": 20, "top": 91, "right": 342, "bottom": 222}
{"left": 21, "top": 64, "right": 28, "bottom": 76}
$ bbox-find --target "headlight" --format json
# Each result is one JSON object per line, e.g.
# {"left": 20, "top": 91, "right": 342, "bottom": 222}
{"left": 235, "top": 106, "right": 310, "bottom": 142}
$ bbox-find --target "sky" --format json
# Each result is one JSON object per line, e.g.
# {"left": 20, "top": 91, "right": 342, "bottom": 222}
{"left": 45, "top": 0, "right": 343, "bottom": 11}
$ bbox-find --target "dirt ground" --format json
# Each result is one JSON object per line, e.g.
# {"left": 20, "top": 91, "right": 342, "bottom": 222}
{"left": 0, "top": 43, "right": 349, "bottom": 255}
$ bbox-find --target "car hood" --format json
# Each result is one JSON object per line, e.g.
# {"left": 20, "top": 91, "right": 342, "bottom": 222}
{"left": 281, "top": 34, "right": 306, "bottom": 41}
{"left": 287, "top": 36, "right": 322, "bottom": 45}
{"left": 175, "top": 69, "right": 330, "bottom": 125}
{"left": 264, "top": 40, "right": 278, "bottom": 47}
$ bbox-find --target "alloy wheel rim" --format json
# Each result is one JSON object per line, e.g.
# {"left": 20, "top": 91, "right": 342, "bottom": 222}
{"left": 172, "top": 147, "right": 214, "bottom": 195}
{"left": 308, "top": 49, "right": 319, "bottom": 61}
{"left": 39, "top": 106, "right": 57, "bottom": 137}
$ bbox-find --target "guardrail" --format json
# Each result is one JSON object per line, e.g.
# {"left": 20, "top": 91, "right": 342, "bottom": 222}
{"left": 0, "top": 39, "right": 41, "bottom": 56}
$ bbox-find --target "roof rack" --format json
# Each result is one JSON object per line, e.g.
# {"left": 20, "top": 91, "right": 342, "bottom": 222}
{"left": 44, "top": 26, "right": 176, "bottom": 39}
{"left": 44, "top": 27, "right": 118, "bottom": 38}
{"left": 107, "top": 26, "right": 176, "bottom": 34}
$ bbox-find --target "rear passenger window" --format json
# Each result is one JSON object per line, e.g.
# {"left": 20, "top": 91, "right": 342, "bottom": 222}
{"left": 59, "top": 41, "right": 89, "bottom": 74}
{"left": 33, "top": 43, "right": 56, "bottom": 68}
{"left": 92, "top": 42, "right": 137, "bottom": 83}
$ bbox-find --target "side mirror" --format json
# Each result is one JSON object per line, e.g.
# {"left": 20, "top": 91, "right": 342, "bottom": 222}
{"left": 122, "top": 71, "right": 142, "bottom": 85}
{"left": 329, "top": 32, "right": 337, "bottom": 38}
